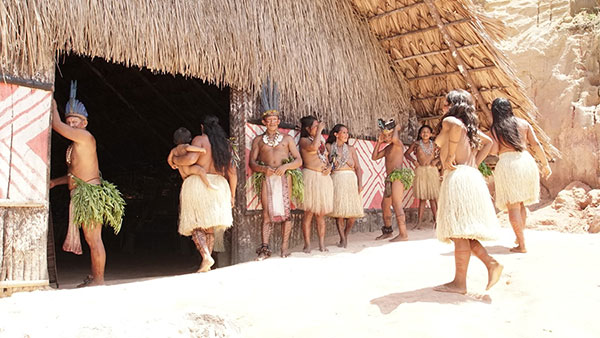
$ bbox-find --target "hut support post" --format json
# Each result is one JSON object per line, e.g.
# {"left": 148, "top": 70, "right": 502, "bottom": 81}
{"left": 229, "top": 89, "right": 255, "bottom": 264}
{"left": 424, "top": 0, "right": 493, "bottom": 120}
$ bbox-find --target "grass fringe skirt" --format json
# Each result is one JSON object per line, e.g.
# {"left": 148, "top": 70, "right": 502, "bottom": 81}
{"left": 436, "top": 165, "right": 499, "bottom": 244}
{"left": 329, "top": 170, "right": 364, "bottom": 218}
{"left": 301, "top": 168, "right": 333, "bottom": 215}
{"left": 494, "top": 151, "right": 540, "bottom": 211}
{"left": 179, "top": 174, "right": 233, "bottom": 252}
{"left": 413, "top": 165, "right": 441, "bottom": 200}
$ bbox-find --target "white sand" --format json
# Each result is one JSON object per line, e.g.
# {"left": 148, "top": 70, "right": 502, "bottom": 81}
{"left": 0, "top": 226, "right": 598, "bottom": 338}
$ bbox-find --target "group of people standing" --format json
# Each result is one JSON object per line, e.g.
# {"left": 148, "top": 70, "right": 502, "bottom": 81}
{"left": 50, "top": 79, "right": 551, "bottom": 294}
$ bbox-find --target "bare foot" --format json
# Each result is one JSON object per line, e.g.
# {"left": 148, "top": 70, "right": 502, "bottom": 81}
{"left": 433, "top": 281, "right": 467, "bottom": 295}
{"left": 343, "top": 240, "right": 348, "bottom": 249}
{"left": 389, "top": 234, "right": 408, "bottom": 242}
{"left": 509, "top": 246, "right": 527, "bottom": 253}
{"left": 319, "top": 246, "right": 329, "bottom": 252}
{"left": 303, "top": 245, "right": 311, "bottom": 254}
{"left": 198, "top": 256, "right": 215, "bottom": 272}
{"left": 281, "top": 250, "right": 291, "bottom": 258}
{"left": 256, "top": 252, "right": 270, "bottom": 261}
{"left": 410, "top": 222, "right": 420, "bottom": 230}
{"left": 486, "top": 262, "right": 504, "bottom": 290}
{"left": 375, "top": 232, "right": 393, "bottom": 240}
{"left": 337, "top": 241, "right": 344, "bottom": 248}
{"left": 77, "top": 276, "right": 105, "bottom": 288}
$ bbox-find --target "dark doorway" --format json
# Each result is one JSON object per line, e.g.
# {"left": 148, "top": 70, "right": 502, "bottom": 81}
{"left": 50, "top": 54, "right": 230, "bottom": 287}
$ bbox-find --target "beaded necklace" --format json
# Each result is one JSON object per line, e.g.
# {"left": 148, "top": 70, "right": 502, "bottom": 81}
{"left": 308, "top": 136, "right": 328, "bottom": 164}
{"left": 262, "top": 132, "right": 283, "bottom": 147}
{"left": 330, "top": 142, "right": 350, "bottom": 170}
{"left": 419, "top": 140, "right": 434, "bottom": 156}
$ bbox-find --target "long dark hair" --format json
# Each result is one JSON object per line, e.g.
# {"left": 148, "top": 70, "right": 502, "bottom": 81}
{"left": 416, "top": 125, "right": 433, "bottom": 141}
{"left": 436, "top": 89, "right": 474, "bottom": 134}
{"left": 300, "top": 115, "right": 318, "bottom": 138}
{"left": 444, "top": 102, "right": 481, "bottom": 149}
{"left": 491, "top": 98, "right": 524, "bottom": 151}
{"left": 326, "top": 124, "right": 347, "bottom": 144}
{"left": 201, "top": 115, "right": 231, "bottom": 175}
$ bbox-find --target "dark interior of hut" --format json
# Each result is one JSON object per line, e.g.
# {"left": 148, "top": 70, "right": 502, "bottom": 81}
{"left": 49, "top": 54, "right": 230, "bottom": 287}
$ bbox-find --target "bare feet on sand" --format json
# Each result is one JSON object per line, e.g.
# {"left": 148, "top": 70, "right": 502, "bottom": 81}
{"left": 375, "top": 233, "right": 393, "bottom": 240}
{"left": 77, "top": 275, "right": 105, "bottom": 288}
{"left": 281, "top": 250, "right": 291, "bottom": 258}
{"left": 337, "top": 239, "right": 348, "bottom": 248}
{"left": 389, "top": 234, "right": 408, "bottom": 242}
{"left": 510, "top": 245, "right": 527, "bottom": 253}
{"left": 433, "top": 281, "right": 467, "bottom": 295}
{"left": 303, "top": 245, "right": 311, "bottom": 254}
{"left": 486, "top": 262, "right": 504, "bottom": 290}
{"left": 198, "top": 256, "right": 215, "bottom": 272}
{"left": 319, "top": 246, "right": 329, "bottom": 252}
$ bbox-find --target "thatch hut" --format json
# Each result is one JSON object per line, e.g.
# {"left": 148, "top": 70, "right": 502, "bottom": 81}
{"left": 0, "top": 0, "right": 555, "bottom": 294}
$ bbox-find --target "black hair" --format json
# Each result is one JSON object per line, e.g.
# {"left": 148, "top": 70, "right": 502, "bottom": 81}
{"left": 326, "top": 124, "right": 347, "bottom": 144}
{"left": 201, "top": 115, "right": 231, "bottom": 175}
{"left": 173, "top": 127, "right": 192, "bottom": 145}
{"left": 491, "top": 98, "right": 524, "bottom": 151}
{"left": 436, "top": 89, "right": 475, "bottom": 135}
{"left": 444, "top": 102, "right": 481, "bottom": 149}
{"left": 300, "top": 115, "right": 318, "bottom": 138}
{"left": 416, "top": 125, "right": 433, "bottom": 141}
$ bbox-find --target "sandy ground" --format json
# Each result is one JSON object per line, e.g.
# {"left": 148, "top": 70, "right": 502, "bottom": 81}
{"left": 1, "top": 224, "right": 599, "bottom": 338}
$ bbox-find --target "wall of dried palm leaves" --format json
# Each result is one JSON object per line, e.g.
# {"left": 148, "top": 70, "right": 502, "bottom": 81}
{"left": 0, "top": 0, "right": 414, "bottom": 138}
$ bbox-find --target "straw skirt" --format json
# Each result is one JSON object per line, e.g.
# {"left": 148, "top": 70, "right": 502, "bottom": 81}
{"left": 302, "top": 168, "right": 334, "bottom": 215}
{"left": 330, "top": 170, "right": 364, "bottom": 218}
{"left": 436, "top": 165, "right": 499, "bottom": 244}
{"left": 413, "top": 165, "right": 441, "bottom": 200}
{"left": 179, "top": 174, "right": 232, "bottom": 240}
{"left": 494, "top": 151, "right": 540, "bottom": 210}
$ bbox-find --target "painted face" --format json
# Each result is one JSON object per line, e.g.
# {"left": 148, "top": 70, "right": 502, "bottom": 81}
{"left": 420, "top": 127, "right": 432, "bottom": 141}
{"left": 263, "top": 116, "right": 280, "bottom": 131}
{"left": 308, "top": 120, "right": 319, "bottom": 137}
{"left": 335, "top": 127, "right": 349, "bottom": 143}
{"left": 66, "top": 116, "right": 87, "bottom": 129}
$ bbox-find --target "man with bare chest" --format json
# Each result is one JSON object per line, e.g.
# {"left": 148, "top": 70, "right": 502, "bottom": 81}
{"left": 372, "top": 125, "right": 410, "bottom": 241}
{"left": 249, "top": 111, "right": 302, "bottom": 259}
{"left": 49, "top": 82, "right": 124, "bottom": 287}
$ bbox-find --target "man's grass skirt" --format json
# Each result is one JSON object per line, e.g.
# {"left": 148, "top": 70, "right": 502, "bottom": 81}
{"left": 436, "top": 165, "right": 499, "bottom": 244}
{"left": 179, "top": 174, "right": 232, "bottom": 252}
{"left": 494, "top": 151, "right": 540, "bottom": 211}
{"left": 329, "top": 170, "right": 364, "bottom": 218}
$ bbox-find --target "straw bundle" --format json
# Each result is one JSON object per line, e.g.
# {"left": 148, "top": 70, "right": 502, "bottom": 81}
{"left": 352, "top": 0, "right": 559, "bottom": 158}
{"left": 0, "top": 0, "right": 413, "bottom": 137}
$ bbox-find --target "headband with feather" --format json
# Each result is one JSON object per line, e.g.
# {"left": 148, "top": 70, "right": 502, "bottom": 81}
{"left": 260, "top": 77, "right": 280, "bottom": 118}
{"left": 65, "top": 80, "right": 88, "bottom": 119}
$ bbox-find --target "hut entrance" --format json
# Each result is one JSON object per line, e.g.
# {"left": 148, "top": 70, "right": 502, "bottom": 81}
{"left": 49, "top": 54, "right": 230, "bottom": 287}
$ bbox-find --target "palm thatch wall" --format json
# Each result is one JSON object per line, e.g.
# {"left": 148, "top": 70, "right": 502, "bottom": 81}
{"left": 0, "top": 0, "right": 413, "bottom": 136}
{"left": 351, "top": 0, "right": 559, "bottom": 157}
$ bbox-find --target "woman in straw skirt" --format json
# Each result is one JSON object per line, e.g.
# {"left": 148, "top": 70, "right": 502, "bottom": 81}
{"left": 299, "top": 115, "right": 334, "bottom": 253}
{"left": 434, "top": 90, "right": 503, "bottom": 294}
{"left": 404, "top": 125, "right": 440, "bottom": 229}
{"left": 490, "top": 98, "right": 552, "bottom": 253}
{"left": 326, "top": 124, "right": 364, "bottom": 248}
{"left": 172, "top": 115, "right": 236, "bottom": 272}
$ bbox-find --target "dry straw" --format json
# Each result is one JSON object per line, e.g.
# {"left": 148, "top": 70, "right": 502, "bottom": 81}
{"left": 0, "top": 0, "right": 412, "bottom": 137}
{"left": 353, "top": 0, "right": 559, "bottom": 158}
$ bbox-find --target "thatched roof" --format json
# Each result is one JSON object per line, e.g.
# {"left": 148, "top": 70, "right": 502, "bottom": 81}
{"left": 0, "top": 0, "right": 412, "bottom": 137}
{"left": 351, "top": 0, "right": 559, "bottom": 157}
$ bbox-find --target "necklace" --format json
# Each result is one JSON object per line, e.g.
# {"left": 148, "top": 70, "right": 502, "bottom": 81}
{"left": 308, "top": 136, "right": 328, "bottom": 164}
{"left": 263, "top": 132, "right": 283, "bottom": 147}
{"left": 330, "top": 142, "right": 350, "bottom": 170}
{"left": 66, "top": 144, "right": 74, "bottom": 165}
{"left": 419, "top": 140, "right": 434, "bottom": 156}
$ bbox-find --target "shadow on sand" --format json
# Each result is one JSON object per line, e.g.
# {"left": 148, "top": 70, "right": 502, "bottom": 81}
{"left": 370, "top": 287, "right": 492, "bottom": 314}
{"left": 440, "top": 245, "right": 518, "bottom": 256}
